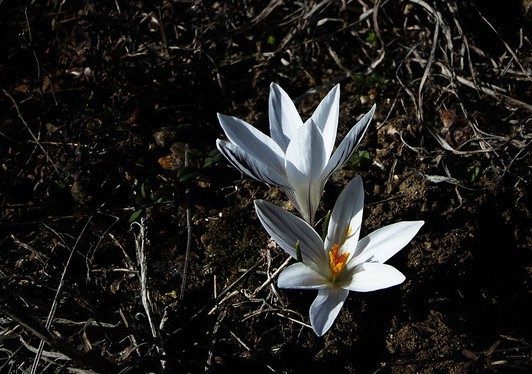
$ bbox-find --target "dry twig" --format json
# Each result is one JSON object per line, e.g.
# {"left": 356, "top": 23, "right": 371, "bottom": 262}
{"left": 30, "top": 217, "right": 93, "bottom": 374}
{"left": 132, "top": 218, "right": 171, "bottom": 373}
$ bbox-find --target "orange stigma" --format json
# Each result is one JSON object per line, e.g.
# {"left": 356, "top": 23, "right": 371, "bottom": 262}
{"left": 329, "top": 244, "right": 349, "bottom": 277}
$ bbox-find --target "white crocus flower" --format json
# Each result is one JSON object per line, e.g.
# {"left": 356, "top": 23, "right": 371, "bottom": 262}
{"left": 254, "top": 176, "right": 424, "bottom": 336}
{"left": 217, "top": 83, "right": 375, "bottom": 225}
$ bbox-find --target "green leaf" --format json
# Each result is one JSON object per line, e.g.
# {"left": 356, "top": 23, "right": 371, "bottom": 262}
{"left": 203, "top": 158, "right": 214, "bottom": 168}
{"left": 140, "top": 183, "right": 147, "bottom": 199}
{"left": 129, "top": 209, "right": 143, "bottom": 223}
{"left": 348, "top": 150, "right": 372, "bottom": 170}
{"left": 178, "top": 165, "right": 198, "bottom": 182}
{"left": 203, "top": 149, "right": 223, "bottom": 168}
{"left": 351, "top": 72, "right": 388, "bottom": 88}
{"left": 321, "top": 210, "right": 331, "bottom": 242}
{"left": 366, "top": 31, "right": 379, "bottom": 46}
{"left": 466, "top": 165, "right": 480, "bottom": 182}
{"left": 56, "top": 179, "right": 68, "bottom": 189}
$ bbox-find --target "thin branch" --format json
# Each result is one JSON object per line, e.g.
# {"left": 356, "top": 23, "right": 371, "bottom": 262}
{"left": 30, "top": 217, "right": 93, "bottom": 374}
{"left": 132, "top": 218, "right": 172, "bottom": 373}
{"left": 409, "top": 0, "right": 441, "bottom": 122}
{"left": 253, "top": 256, "right": 291, "bottom": 296}
{"left": 180, "top": 143, "right": 193, "bottom": 301}
{"left": 1, "top": 284, "right": 117, "bottom": 372}
{"left": 3, "top": 89, "right": 60, "bottom": 174}
{"left": 24, "top": 7, "right": 41, "bottom": 80}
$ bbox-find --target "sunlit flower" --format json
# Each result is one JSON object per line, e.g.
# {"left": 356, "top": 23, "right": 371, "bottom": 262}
{"left": 254, "top": 176, "right": 424, "bottom": 336}
{"left": 217, "top": 83, "right": 375, "bottom": 224}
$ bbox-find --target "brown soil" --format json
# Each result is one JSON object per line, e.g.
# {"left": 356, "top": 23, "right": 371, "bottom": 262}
{"left": 1, "top": 1, "right": 530, "bottom": 373}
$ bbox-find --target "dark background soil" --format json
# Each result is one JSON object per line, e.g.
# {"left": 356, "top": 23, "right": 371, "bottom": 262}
{"left": 0, "top": 0, "right": 530, "bottom": 373}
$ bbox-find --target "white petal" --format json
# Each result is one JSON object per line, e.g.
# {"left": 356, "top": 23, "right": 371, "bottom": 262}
{"left": 217, "top": 113, "right": 285, "bottom": 171}
{"left": 277, "top": 263, "right": 329, "bottom": 289}
{"left": 351, "top": 221, "right": 424, "bottom": 265}
{"left": 269, "top": 83, "right": 304, "bottom": 151}
{"left": 216, "top": 140, "right": 288, "bottom": 187}
{"left": 285, "top": 119, "right": 327, "bottom": 182}
{"left": 320, "top": 104, "right": 376, "bottom": 181}
{"left": 284, "top": 180, "right": 322, "bottom": 226}
{"left": 280, "top": 186, "right": 312, "bottom": 225}
{"left": 285, "top": 120, "right": 327, "bottom": 224}
{"left": 308, "top": 84, "right": 340, "bottom": 159}
{"left": 254, "top": 200, "right": 328, "bottom": 268}
{"left": 309, "top": 288, "right": 349, "bottom": 336}
{"left": 343, "top": 263, "right": 405, "bottom": 292}
{"left": 324, "top": 176, "right": 364, "bottom": 252}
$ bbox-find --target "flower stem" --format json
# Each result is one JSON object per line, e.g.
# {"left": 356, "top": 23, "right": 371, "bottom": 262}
{"left": 321, "top": 210, "right": 331, "bottom": 241}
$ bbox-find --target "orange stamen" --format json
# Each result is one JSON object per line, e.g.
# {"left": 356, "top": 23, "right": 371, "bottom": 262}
{"left": 329, "top": 244, "right": 349, "bottom": 277}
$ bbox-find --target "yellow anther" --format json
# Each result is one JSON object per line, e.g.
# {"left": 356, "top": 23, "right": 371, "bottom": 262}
{"left": 329, "top": 244, "right": 349, "bottom": 277}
